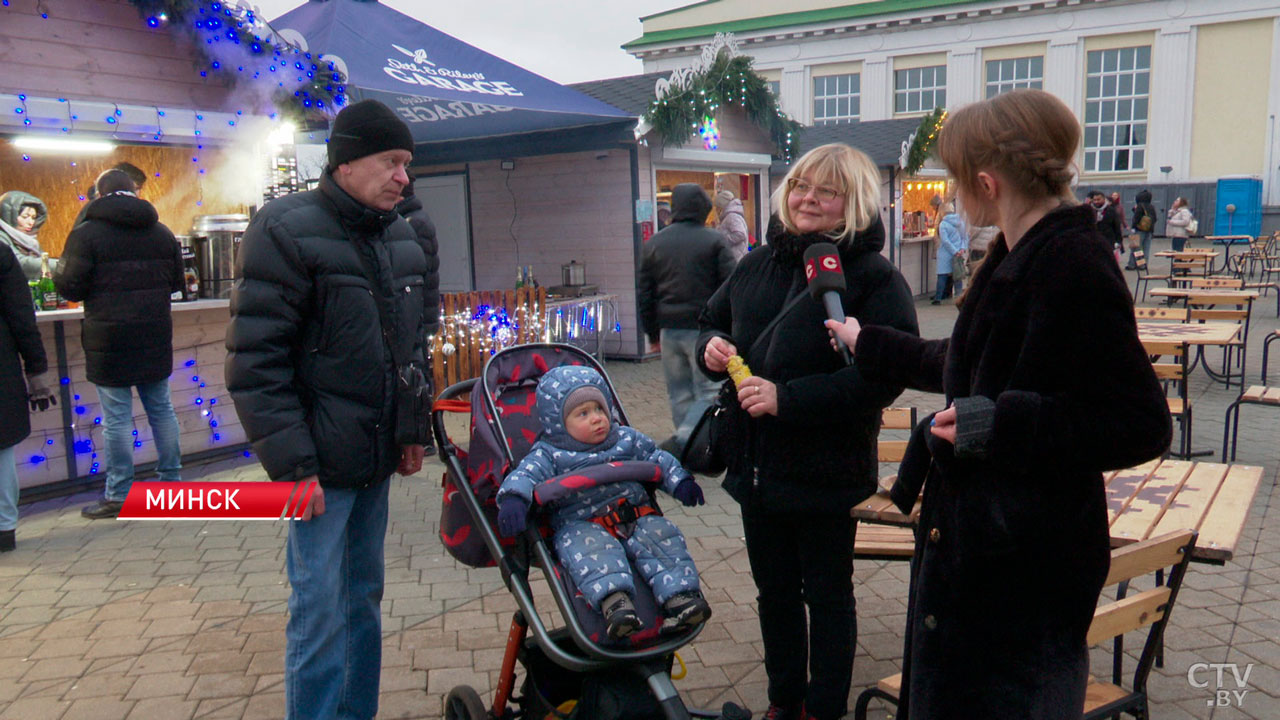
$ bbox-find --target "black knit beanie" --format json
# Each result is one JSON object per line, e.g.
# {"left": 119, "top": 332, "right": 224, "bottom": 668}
{"left": 327, "top": 99, "right": 414, "bottom": 168}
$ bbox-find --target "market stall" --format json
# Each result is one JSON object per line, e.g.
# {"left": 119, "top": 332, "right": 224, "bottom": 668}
{"left": 1, "top": 0, "right": 321, "bottom": 498}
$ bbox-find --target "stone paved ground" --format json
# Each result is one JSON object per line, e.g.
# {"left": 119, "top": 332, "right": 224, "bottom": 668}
{"left": 3, "top": 241, "right": 1278, "bottom": 719}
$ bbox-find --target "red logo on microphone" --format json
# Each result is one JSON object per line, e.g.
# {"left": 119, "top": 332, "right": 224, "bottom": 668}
{"left": 805, "top": 258, "right": 817, "bottom": 281}
{"left": 819, "top": 254, "right": 840, "bottom": 272}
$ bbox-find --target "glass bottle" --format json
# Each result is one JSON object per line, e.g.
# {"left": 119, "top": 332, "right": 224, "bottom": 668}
{"left": 38, "top": 253, "right": 58, "bottom": 311}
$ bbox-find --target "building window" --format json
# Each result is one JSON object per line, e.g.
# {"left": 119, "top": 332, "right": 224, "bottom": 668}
{"left": 767, "top": 80, "right": 780, "bottom": 97}
{"left": 812, "top": 73, "right": 860, "bottom": 124}
{"left": 1084, "top": 46, "right": 1150, "bottom": 173}
{"left": 894, "top": 65, "right": 947, "bottom": 114}
{"left": 985, "top": 56, "right": 1043, "bottom": 98}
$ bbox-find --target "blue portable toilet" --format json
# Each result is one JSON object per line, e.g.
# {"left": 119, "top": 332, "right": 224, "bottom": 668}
{"left": 1214, "top": 176, "right": 1262, "bottom": 239}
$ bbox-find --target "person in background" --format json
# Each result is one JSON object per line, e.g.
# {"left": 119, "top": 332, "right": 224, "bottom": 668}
{"left": 0, "top": 191, "right": 51, "bottom": 281}
{"left": 74, "top": 163, "right": 149, "bottom": 229}
{"left": 1109, "top": 191, "right": 1128, "bottom": 234}
{"left": 226, "top": 99, "right": 431, "bottom": 720}
{"left": 656, "top": 200, "right": 672, "bottom": 231}
{"left": 395, "top": 175, "right": 441, "bottom": 453}
{"left": 699, "top": 143, "right": 918, "bottom": 720}
{"left": 827, "top": 88, "right": 1171, "bottom": 719}
{"left": 0, "top": 243, "right": 56, "bottom": 552}
{"left": 714, "top": 189, "right": 751, "bottom": 262}
{"left": 1126, "top": 189, "right": 1157, "bottom": 269}
{"left": 55, "top": 169, "right": 185, "bottom": 520}
{"left": 638, "top": 183, "right": 737, "bottom": 454}
{"left": 1087, "top": 190, "right": 1124, "bottom": 255}
{"left": 967, "top": 223, "right": 999, "bottom": 266}
{"left": 932, "top": 202, "right": 966, "bottom": 305}
{"left": 1167, "top": 197, "right": 1194, "bottom": 252}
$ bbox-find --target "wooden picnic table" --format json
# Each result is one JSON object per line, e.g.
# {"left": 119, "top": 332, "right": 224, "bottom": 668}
{"left": 852, "top": 459, "right": 1264, "bottom": 563}
{"left": 1154, "top": 249, "right": 1221, "bottom": 276}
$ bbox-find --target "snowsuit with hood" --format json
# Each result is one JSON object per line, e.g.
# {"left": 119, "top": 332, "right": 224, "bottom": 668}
{"left": 496, "top": 365, "right": 702, "bottom": 608}
{"left": 0, "top": 191, "right": 50, "bottom": 281}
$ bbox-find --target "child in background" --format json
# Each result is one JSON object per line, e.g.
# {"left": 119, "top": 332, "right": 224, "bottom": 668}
{"left": 495, "top": 365, "right": 710, "bottom": 640}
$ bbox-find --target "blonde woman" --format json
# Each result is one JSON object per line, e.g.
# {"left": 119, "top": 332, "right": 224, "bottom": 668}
{"left": 827, "top": 89, "right": 1170, "bottom": 718}
{"left": 1167, "top": 196, "right": 1193, "bottom": 252}
{"left": 697, "top": 143, "right": 918, "bottom": 720}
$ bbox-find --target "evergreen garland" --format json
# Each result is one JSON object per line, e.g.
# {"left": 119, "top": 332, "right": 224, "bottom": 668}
{"left": 127, "top": 0, "right": 346, "bottom": 124}
{"left": 903, "top": 107, "right": 947, "bottom": 175}
{"left": 644, "top": 51, "right": 801, "bottom": 161}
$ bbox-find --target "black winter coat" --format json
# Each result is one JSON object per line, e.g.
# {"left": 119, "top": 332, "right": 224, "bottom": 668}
{"left": 854, "top": 204, "right": 1172, "bottom": 719}
{"left": 696, "top": 216, "right": 918, "bottom": 514}
{"left": 638, "top": 185, "right": 736, "bottom": 342}
{"left": 1096, "top": 202, "right": 1124, "bottom": 247}
{"left": 54, "top": 193, "right": 183, "bottom": 387}
{"left": 394, "top": 195, "right": 441, "bottom": 337}
{"left": 0, "top": 244, "right": 47, "bottom": 449}
{"left": 226, "top": 173, "right": 431, "bottom": 489}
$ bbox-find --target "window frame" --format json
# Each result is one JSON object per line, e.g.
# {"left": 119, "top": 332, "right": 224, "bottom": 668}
{"left": 811, "top": 72, "right": 861, "bottom": 125}
{"left": 984, "top": 56, "right": 1044, "bottom": 98}
{"left": 893, "top": 64, "right": 947, "bottom": 115}
{"left": 1083, "top": 45, "right": 1151, "bottom": 174}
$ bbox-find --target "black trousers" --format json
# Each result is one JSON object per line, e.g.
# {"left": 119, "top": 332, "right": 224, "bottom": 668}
{"left": 742, "top": 506, "right": 857, "bottom": 720}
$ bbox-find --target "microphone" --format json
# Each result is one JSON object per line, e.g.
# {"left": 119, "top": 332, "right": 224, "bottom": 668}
{"left": 803, "top": 242, "right": 852, "bottom": 364}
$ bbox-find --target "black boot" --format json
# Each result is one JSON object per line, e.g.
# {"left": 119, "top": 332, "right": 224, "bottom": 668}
{"left": 601, "top": 591, "right": 643, "bottom": 640}
{"left": 0, "top": 529, "right": 14, "bottom": 552}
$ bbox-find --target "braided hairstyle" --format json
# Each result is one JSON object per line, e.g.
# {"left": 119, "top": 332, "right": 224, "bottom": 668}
{"left": 937, "top": 89, "right": 1079, "bottom": 206}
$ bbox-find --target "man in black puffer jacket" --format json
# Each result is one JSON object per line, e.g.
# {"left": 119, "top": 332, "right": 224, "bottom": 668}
{"left": 56, "top": 169, "right": 184, "bottom": 521}
{"left": 638, "top": 183, "right": 736, "bottom": 452}
{"left": 226, "top": 99, "right": 431, "bottom": 720}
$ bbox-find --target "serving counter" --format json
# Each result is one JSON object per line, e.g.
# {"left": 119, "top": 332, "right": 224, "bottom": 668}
{"left": 897, "top": 234, "right": 938, "bottom": 297}
{"left": 19, "top": 299, "right": 246, "bottom": 502}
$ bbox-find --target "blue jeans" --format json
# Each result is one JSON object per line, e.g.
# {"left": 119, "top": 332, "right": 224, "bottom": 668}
{"left": 934, "top": 273, "right": 960, "bottom": 301}
{"left": 660, "top": 328, "right": 721, "bottom": 446}
{"left": 1171, "top": 236, "right": 1187, "bottom": 252}
{"left": 285, "top": 478, "right": 390, "bottom": 720}
{"left": 0, "top": 445, "right": 17, "bottom": 531}
{"left": 97, "top": 379, "right": 182, "bottom": 502}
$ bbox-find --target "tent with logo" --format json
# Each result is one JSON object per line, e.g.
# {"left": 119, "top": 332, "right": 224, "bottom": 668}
{"left": 270, "top": 0, "right": 635, "bottom": 163}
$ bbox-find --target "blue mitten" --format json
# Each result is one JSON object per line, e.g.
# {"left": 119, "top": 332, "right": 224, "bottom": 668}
{"left": 671, "top": 479, "right": 705, "bottom": 507}
{"left": 497, "top": 496, "right": 530, "bottom": 537}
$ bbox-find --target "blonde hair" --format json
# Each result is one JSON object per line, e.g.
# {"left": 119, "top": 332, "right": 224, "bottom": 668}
{"left": 773, "top": 143, "right": 880, "bottom": 241}
{"left": 938, "top": 89, "right": 1079, "bottom": 204}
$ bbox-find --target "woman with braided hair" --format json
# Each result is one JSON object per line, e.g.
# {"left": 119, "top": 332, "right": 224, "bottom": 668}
{"left": 827, "top": 89, "right": 1171, "bottom": 718}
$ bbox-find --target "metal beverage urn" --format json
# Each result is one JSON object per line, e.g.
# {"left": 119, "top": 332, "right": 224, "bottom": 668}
{"left": 189, "top": 214, "right": 249, "bottom": 299}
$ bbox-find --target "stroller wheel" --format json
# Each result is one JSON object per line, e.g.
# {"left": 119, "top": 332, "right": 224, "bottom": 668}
{"left": 443, "top": 685, "right": 489, "bottom": 720}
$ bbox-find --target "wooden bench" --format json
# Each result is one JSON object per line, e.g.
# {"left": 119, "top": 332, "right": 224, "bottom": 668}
{"left": 853, "top": 530, "right": 1198, "bottom": 720}
{"left": 853, "top": 407, "right": 918, "bottom": 561}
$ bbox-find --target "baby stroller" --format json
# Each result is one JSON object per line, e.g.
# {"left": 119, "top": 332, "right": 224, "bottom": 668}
{"left": 432, "top": 343, "right": 750, "bottom": 720}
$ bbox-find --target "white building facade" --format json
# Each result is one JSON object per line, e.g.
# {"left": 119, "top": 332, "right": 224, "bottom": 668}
{"left": 626, "top": 0, "right": 1280, "bottom": 215}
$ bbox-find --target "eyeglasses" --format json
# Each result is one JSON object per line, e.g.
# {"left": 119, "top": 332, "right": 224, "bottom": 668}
{"left": 787, "top": 177, "right": 841, "bottom": 202}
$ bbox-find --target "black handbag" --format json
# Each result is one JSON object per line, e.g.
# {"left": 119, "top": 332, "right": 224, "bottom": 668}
{"left": 679, "top": 287, "right": 809, "bottom": 474}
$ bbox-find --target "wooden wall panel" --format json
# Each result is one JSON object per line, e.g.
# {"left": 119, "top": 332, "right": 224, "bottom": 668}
{"left": 0, "top": 138, "right": 248, "bottom": 258}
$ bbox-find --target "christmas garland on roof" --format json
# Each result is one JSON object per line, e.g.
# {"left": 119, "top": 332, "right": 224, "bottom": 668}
{"left": 128, "top": 0, "right": 346, "bottom": 124}
{"left": 902, "top": 107, "right": 947, "bottom": 176}
{"left": 644, "top": 51, "right": 801, "bottom": 161}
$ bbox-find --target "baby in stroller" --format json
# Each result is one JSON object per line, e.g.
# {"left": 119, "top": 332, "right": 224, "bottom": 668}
{"left": 495, "top": 365, "right": 711, "bottom": 641}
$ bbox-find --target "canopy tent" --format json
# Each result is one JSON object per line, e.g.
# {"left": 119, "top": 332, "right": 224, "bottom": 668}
{"left": 271, "top": 0, "right": 635, "bottom": 161}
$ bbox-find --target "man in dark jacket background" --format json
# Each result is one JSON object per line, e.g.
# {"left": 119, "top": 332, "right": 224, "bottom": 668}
{"left": 637, "top": 183, "right": 737, "bottom": 452}
{"left": 226, "top": 99, "right": 431, "bottom": 720}
{"left": 56, "top": 169, "right": 184, "bottom": 520}
{"left": 1087, "top": 190, "right": 1124, "bottom": 254}
{"left": 396, "top": 176, "right": 441, "bottom": 452}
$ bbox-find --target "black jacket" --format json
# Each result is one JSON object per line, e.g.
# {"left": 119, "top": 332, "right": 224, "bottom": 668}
{"left": 696, "top": 215, "right": 918, "bottom": 514}
{"left": 54, "top": 193, "right": 183, "bottom": 387}
{"left": 638, "top": 184, "right": 736, "bottom": 342}
{"left": 0, "top": 244, "right": 47, "bottom": 449}
{"left": 395, "top": 195, "right": 441, "bottom": 337}
{"left": 226, "top": 172, "right": 431, "bottom": 489}
{"left": 1131, "top": 190, "right": 1156, "bottom": 233}
{"left": 854, "top": 204, "right": 1171, "bottom": 719}
{"left": 1095, "top": 202, "right": 1124, "bottom": 247}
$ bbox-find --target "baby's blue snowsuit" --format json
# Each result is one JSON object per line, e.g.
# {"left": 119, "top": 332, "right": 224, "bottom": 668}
{"left": 496, "top": 365, "right": 701, "bottom": 609}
